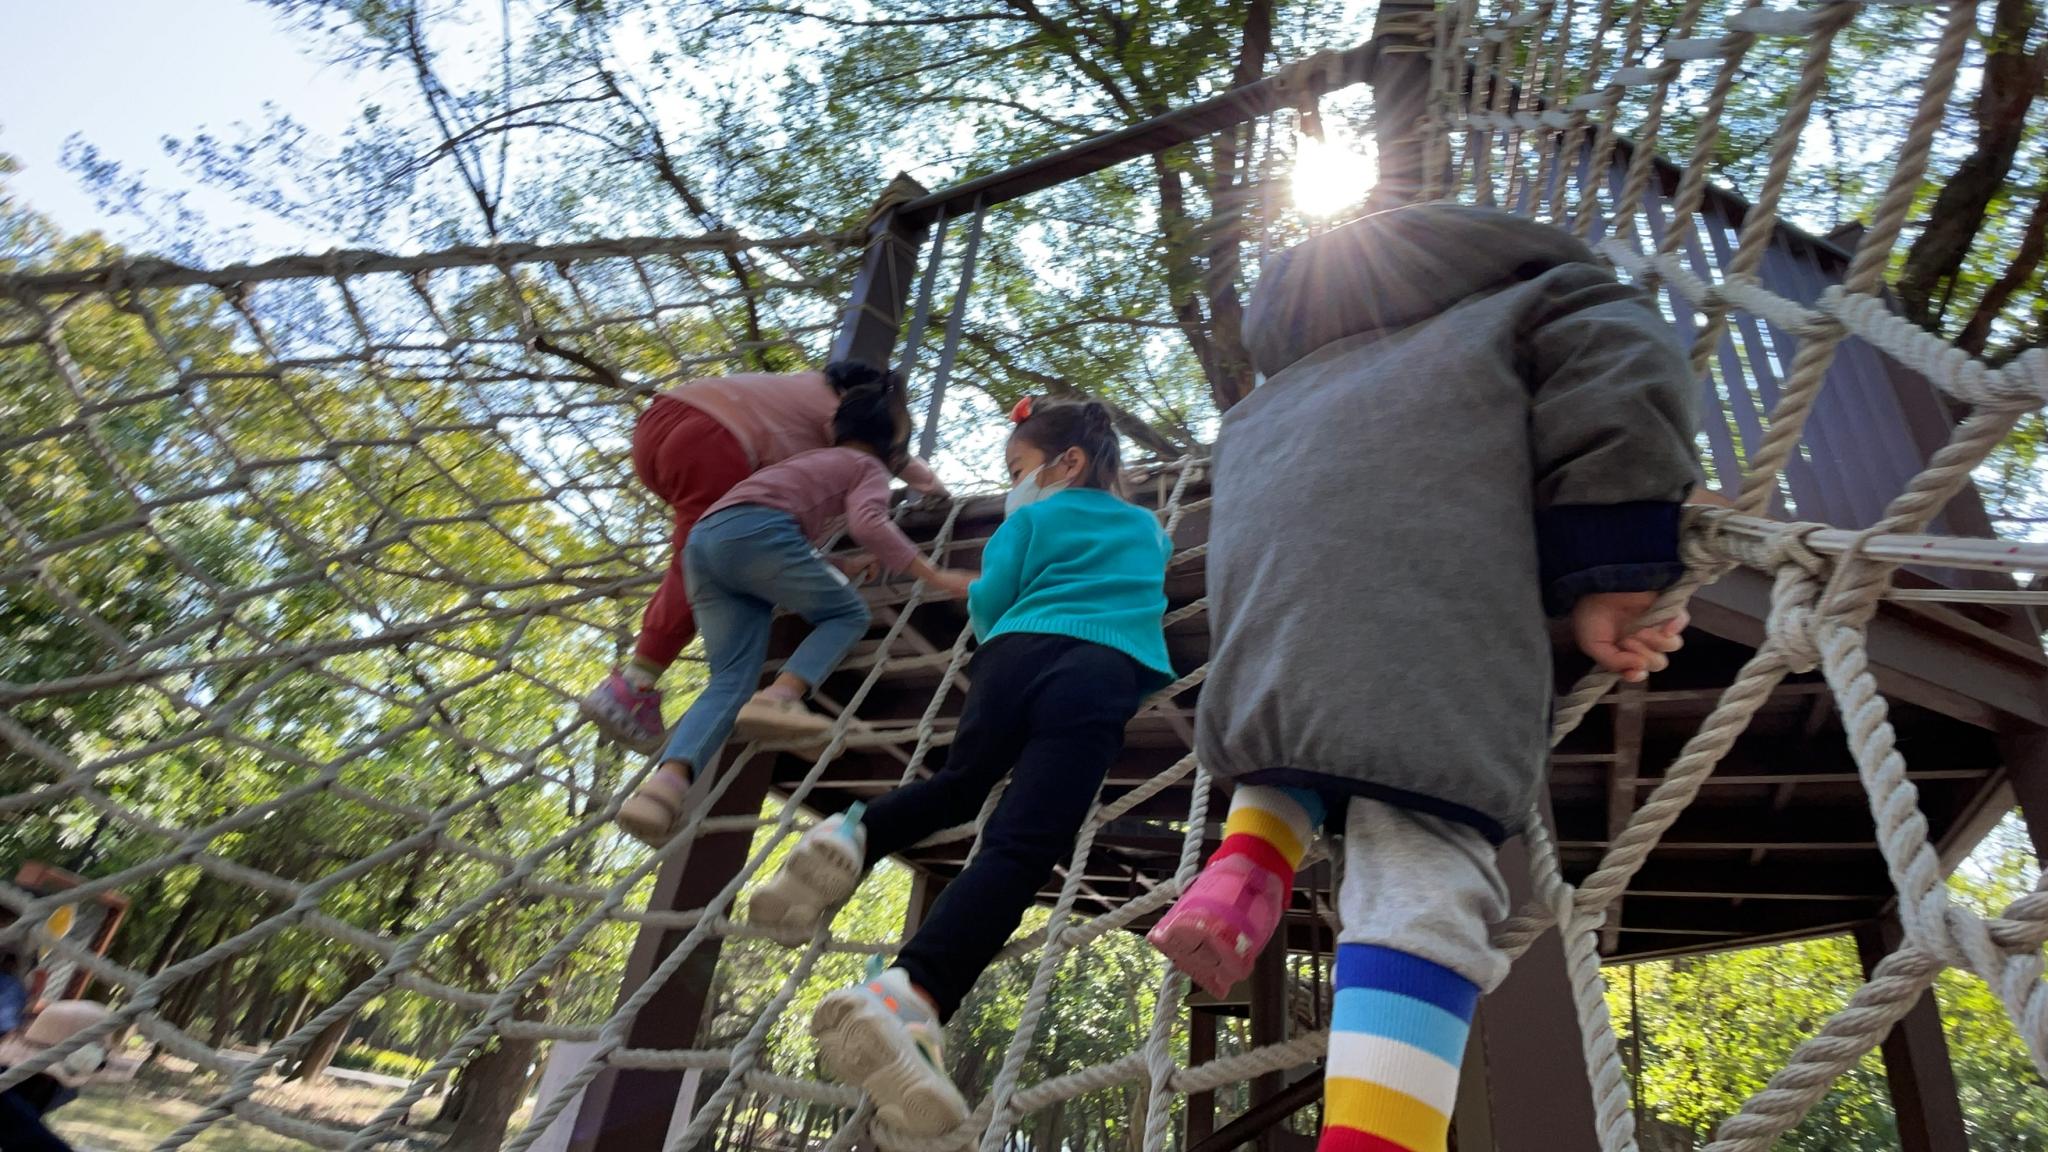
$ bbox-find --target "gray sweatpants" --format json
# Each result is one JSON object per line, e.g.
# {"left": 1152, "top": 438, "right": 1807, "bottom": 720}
{"left": 1338, "top": 797, "right": 1512, "bottom": 993}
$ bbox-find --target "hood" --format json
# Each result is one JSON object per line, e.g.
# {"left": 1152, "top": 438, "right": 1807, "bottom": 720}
{"left": 1243, "top": 202, "right": 1601, "bottom": 377}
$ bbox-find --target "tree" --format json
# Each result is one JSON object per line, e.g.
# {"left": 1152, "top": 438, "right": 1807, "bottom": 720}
{"left": 1610, "top": 815, "right": 2048, "bottom": 1150}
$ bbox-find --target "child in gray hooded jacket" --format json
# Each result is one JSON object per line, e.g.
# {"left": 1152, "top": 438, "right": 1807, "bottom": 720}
{"left": 1148, "top": 203, "right": 1698, "bottom": 1152}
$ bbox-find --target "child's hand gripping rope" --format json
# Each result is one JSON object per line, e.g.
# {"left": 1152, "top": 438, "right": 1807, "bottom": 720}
{"left": 1572, "top": 591, "right": 1688, "bottom": 683}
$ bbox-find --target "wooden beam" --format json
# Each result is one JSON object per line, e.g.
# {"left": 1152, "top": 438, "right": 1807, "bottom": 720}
{"left": 1579, "top": 859, "right": 1890, "bottom": 903}
{"left": 1250, "top": 937, "right": 1290, "bottom": 1152}
{"left": 576, "top": 757, "right": 776, "bottom": 1152}
{"left": 1188, "top": 1007, "right": 1219, "bottom": 1148}
{"left": 1690, "top": 568, "right": 2045, "bottom": 728}
{"left": 1630, "top": 769, "right": 1984, "bottom": 788}
{"left": 1557, "top": 804, "right": 1880, "bottom": 851}
{"left": 1854, "top": 919, "right": 1970, "bottom": 1152}
{"left": 831, "top": 176, "right": 929, "bottom": 367}
{"left": 1750, "top": 691, "right": 1836, "bottom": 873}
{"left": 1617, "top": 900, "right": 1878, "bottom": 937}
{"left": 2005, "top": 729, "right": 2048, "bottom": 865}
{"left": 1474, "top": 826, "right": 1603, "bottom": 1151}
{"left": 898, "top": 46, "right": 1382, "bottom": 227}
{"left": 1604, "top": 683, "right": 1646, "bottom": 953}
{"left": 1186, "top": 1064, "right": 1325, "bottom": 1152}
{"left": 1451, "top": 1021, "right": 1497, "bottom": 1150}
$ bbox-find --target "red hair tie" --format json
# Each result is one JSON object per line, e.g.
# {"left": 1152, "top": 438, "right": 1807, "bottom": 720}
{"left": 1010, "top": 396, "right": 1036, "bottom": 423}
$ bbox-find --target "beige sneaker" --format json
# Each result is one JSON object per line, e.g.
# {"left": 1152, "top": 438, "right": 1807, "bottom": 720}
{"left": 812, "top": 961, "right": 968, "bottom": 1138}
{"left": 749, "top": 806, "right": 867, "bottom": 933}
{"left": 732, "top": 694, "right": 835, "bottom": 744}
{"left": 616, "top": 765, "right": 690, "bottom": 846}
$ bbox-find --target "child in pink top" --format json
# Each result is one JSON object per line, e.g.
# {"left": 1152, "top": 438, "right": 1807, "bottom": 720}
{"left": 616, "top": 379, "right": 974, "bottom": 844}
{"left": 583, "top": 363, "right": 949, "bottom": 754}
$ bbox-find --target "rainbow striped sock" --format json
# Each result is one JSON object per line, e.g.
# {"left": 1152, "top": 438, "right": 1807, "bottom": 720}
{"left": 1212, "top": 785, "right": 1324, "bottom": 878}
{"left": 1318, "top": 944, "right": 1477, "bottom": 1152}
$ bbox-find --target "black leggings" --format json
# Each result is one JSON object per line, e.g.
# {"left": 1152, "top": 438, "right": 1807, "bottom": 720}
{"left": 858, "top": 634, "right": 1146, "bottom": 1020}
{"left": 0, "top": 1072, "right": 76, "bottom": 1152}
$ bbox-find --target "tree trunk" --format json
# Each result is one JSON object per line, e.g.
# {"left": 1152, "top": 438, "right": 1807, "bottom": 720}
{"left": 288, "top": 849, "right": 431, "bottom": 1082}
{"left": 144, "top": 877, "right": 212, "bottom": 976}
{"left": 161, "top": 917, "right": 232, "bottom": 1031}
{"left": 1958, "top": 187, "right": 2048, "bottom": 356}
{"left": 437, "top": 1035, "right": 540, "bottom": 1152}
{"left": 207, "top": 956, "right": 243, "bottom": 1049}
{"left": 278, "top": 982, "right": 315, "bottom": 1042}
{"left": 290, "top": 1014, "right": 349, "bottom": 1082}
{"left": 238, "top": 969, "right": 277, "bottom": 1046}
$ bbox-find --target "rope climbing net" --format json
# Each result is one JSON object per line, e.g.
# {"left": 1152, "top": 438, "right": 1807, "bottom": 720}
{"left": 3, "top": 2, "right": 2047, "bottom": 1150}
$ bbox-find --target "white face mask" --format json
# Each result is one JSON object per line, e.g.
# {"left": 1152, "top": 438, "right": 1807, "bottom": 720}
{"left": 1003, "top": 459, "right": 1071, "bottom": 518}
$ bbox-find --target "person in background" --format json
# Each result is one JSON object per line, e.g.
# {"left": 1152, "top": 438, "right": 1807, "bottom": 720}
{"left": 1147, "top": 203, "right": 1697, "bottom": 1152}
{"left": 582, "top": 362, "right": 949, "bottom": 754}
{"left": 613, "top": 376, "right": 974, "bottom": 845}
{"left": 0, "top": 953, "right": 26, "bottom": 1039}
{"left": 0, "top": 999, "right": 112, "bottom": 1152}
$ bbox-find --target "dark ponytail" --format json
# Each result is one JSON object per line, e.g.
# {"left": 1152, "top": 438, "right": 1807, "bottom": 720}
{"left": 1010, "top": 397, "right": 1124, "bottom": 496}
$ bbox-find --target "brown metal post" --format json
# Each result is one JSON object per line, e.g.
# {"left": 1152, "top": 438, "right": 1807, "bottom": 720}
{"left": 1366, "top": 0, "right": 1440, "bottom": 210}
{"left": 1471, "top": 828, "right": 1602, "bottom": 1151}
{"left": 1854, "top": 918, "right": 1970, "bottom": 1152}
{"left": 832, "top": 175, "right": 932, "bottom": 368}
{"left": 572, "top": 756, "right": 777, "bottom": 1152}
{"left": 1250, "top": 939, "right": 1290, "bottom": 1151}
{"left": 1188, "top": 1005, "right": 1218, "bottom": 1147}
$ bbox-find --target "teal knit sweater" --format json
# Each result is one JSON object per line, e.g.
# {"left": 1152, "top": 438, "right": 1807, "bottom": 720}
{"left": 968, "top": 488, "right": 1175, "bottom": 687}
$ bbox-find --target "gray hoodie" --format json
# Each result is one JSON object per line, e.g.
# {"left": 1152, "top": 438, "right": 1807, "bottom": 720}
{"left": 1195, "top": 203, "right": 1699, "bottom": 840}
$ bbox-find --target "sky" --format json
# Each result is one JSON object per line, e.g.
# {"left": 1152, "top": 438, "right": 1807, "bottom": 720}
{"left": 0, "top": 0, "right": 392, "bottom": 251}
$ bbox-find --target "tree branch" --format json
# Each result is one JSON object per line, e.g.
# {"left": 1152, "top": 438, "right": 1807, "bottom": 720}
{"left": 1895, "top": 0, "right": 2046, "bottom": 327}
{"left": 696, "top": 5, "right": 1027, "bottom": 30}
{"left": 963, "top": 330, "right": 1188, "bottom": 458}
{"left": 1958, "top": 188, "right": 2048, "bottom": 357}
{"left": 584, "top": 57, "right": 775, "bottom": 369}
{"left": 402, "top": 7, "right": 501, "bottom": 238}
{"left": 1000, "top": 0, "right": 1143, "bottom": 119}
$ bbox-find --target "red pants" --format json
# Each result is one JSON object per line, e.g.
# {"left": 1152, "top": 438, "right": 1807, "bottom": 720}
{"left": 631, "top": 397, "right": 753, "bottom": 668}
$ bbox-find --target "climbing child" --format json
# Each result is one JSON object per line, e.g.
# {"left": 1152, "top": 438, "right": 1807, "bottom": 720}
{"left": 749, "top": 399, "right": 1175, "bottom": 1137}
{"left": 1147, "top": 203, "right": 1697, "bottom": 1152}
{"left": 614, "top": 378, "right": 974, "bottom": 845}
{"left": 583, "top": 362, "right": 949, "bottom": 753}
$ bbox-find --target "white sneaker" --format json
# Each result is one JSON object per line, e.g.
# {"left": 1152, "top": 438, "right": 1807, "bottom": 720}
{"left": 812, "top": 961, "right": 969, "bottom": 1138}
{"left": 749, "top": 806, "right": 867, "bottom": 933}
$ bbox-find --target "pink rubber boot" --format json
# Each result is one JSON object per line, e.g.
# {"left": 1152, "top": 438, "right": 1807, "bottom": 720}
{"left": 1146, "top": 854, "right": 1290, "bottom": 999}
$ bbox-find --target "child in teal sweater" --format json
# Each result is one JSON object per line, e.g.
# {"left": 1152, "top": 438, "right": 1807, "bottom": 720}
{"left": 749, "top": 398, "right": 1173, "bottom": 1138}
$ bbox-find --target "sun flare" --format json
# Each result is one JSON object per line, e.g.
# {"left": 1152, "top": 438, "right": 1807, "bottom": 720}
{"left": 1291, "top": 127, "right": 1379, "bottom": 218}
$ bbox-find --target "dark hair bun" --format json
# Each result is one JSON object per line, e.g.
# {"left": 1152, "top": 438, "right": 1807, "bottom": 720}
{"left": 832, "top": 381, "right": 902, "bottom": 456}
{"left": 824, "top": 360, "right": 900, "bottom": 396}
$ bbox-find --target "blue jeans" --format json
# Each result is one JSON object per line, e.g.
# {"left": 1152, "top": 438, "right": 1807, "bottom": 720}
{"left": 661, "top": 506, "right": 873, "bottom": 771}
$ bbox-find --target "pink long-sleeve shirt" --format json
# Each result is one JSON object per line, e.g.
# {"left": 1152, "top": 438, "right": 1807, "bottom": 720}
{"left": 665, "top": 372, "right": 941, "bottom": 493}
{"left": 707, "top": 447, "right": 923, "bottom": 573}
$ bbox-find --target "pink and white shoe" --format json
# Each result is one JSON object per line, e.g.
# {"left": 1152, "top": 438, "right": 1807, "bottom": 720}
{"left": 581, "top": 670, "right": 666, "bottom": 754}
{"left": 1146, "top": 854, "right": 1291, "bottom": 999}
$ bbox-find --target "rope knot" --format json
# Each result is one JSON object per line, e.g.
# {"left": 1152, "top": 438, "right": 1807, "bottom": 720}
{"left": 1762, "top": 522, "right": 1828, "bottom": 577}
{"left": 1679, "top": 506, "right": 1736, "bottom": 574}
{"left": 1764, "top": 548, "right": 1827, "bottom": 673}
